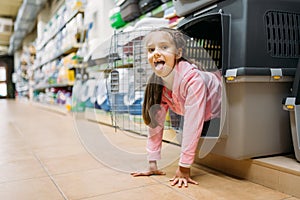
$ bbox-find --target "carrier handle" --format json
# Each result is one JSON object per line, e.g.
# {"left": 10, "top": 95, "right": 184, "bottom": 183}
{"left": 284, "top": 59, "right": 300, "bottom": 110}
{"left": 291, "top": 59, "right": 300, "bottom": 104}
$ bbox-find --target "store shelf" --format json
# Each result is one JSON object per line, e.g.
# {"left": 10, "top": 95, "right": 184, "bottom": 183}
{"left": 16, "top": 87, "right": 29, "bottom": 92}
{"left": 33, "top": 82, "right": 74, "bottom": 91}
{"left": 84, "top": 107, "right": 113, "bottom": 126}
{"left": 31, "top": 101, "right": 69, "bottom": 115}
{"left": 33, "top": 43, "right": 82, "bottom": 70}
{"left": 114, "top": 63, "right": 133, "bottom": 69}
{"left": 36, "top": 9, "right": 84, "bottom": 51}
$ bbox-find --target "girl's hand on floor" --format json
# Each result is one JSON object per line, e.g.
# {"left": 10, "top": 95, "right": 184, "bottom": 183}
{"left": 131, "top": 160, "right": 165, "bottom": 177}
{"left": 170, "top": 166, "right": 198, "bottom": 187}
{"left": 131, "top": 170, "right": 166, "bottom": 177}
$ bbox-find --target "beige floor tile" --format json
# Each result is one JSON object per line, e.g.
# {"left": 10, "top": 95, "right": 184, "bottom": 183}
{"left": 8, "top": 114, "right": 81, "bottom": 152}
{"left": 2, "top": 100, "right": 300, "bottom": 200}
{"left": 34, "top": 144, "right": 104, "bottom": 175}
{"left": 34, "top": 144, "right": 87, "bottom": 158}
{"left": 53, "top": 168, "right": 158, "bottom": 200}
{"left": 14, "top": 122, "right": 81, "bottom": 150}
{"left": 0, "top": 177, "right": 64, "bottom": 200}
{"left": 38, "top": 152, "right": 103, "bottom": 175}
{"left": 74, "top": 118, "right": 152, "bottom": 172}
{"left": 0, "top": 136, "right": 33, "bottom": 164}
{"left": 0, "top": 157, "right": 48, "bottom": 183}
{"left": 100, "top": 128, "right": 149, "bottom": 153}
{"left": 0, "top": 123, "right": 30, "bottom": 152}
{"left": 0, "top": 148, "right": 33, "bottom": 165}
{"left": 179, "top": 173, "right": 290, "bottom": 200}
{"left": 82, "top": 184, "right": 193, "bottom": 200}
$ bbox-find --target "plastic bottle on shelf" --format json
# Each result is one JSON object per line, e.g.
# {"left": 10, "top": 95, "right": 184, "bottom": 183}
{"left": 71, "top": 73, "right": 85, "bottom": 112}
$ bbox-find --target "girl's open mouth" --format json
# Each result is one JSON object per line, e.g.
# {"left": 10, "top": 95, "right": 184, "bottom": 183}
{"left": 154, "top": 61, "right": 165, "bottom": 71}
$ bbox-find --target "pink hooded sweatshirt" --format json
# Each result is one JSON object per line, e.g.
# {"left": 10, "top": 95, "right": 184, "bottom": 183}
{"left": 146, "top": 61, "right": 222, "bottom": 167}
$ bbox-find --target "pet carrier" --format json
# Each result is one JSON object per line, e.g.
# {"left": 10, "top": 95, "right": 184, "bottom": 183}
{"left": 173, "top": 0, "right": 220, "bottom": 17}
{"left": 119, "top": 0, "right": 141, "bottom": 22}
{"left": 138, "top": 0, "right": 162, "bottom": 14}
{"left": 176, "top": 0, "right": 300, "bottom": 160}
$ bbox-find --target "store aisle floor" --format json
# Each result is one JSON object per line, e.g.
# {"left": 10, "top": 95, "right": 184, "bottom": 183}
{"left": 0, "top": 99, "right": 299, "bottom": 200}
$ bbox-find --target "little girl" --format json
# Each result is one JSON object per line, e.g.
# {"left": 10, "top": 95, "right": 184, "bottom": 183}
{"left": 131, "top": 27, "right": 222, "bottom": 187}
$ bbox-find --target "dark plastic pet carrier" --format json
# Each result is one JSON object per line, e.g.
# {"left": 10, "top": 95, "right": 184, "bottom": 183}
{"left": 173, "top": 0, "right": 221, "bottom": 17}
{"left": 138, "top": 0, "right": 162, "bottom": 14}
{"left": 119, "top": 0, "right": 141, "bottom": 22}
{"left": 175, "top": 0, "right": 300, "bottom": 160}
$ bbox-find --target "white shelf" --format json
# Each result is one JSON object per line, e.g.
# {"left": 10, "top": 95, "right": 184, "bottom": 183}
{"left": 31, "top": 101, "right": 69, "bottom": 115}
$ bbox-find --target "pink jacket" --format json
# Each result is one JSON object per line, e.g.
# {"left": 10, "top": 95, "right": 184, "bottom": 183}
{"left": 146, "top": 61, "right": 222, "bottom": 166}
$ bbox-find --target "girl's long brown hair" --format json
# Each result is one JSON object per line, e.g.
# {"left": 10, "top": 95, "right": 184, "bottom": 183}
{"left": 142, "top": 28, "right": 186, "bottom": 128}
{"left": 142, "top": 73, "right": 164, "bottom": 128}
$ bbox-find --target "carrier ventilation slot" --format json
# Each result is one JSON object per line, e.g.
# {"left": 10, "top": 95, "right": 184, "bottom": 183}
{"left": 265, "top": 11, "right": 300, "bottom": 58}
{"left": 185, "top": 38, "right": 221, "bottom": 71}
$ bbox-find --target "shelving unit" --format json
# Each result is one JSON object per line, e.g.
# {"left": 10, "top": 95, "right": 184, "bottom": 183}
{"left": 14, "top": 44, "right": 36, "bottom": 99}
{"left": 31, "top": 100, "right": 69, "bottom": 115}
{"left": 33, "top": 43, "right": 82, "bottom": 70}
{"left": 30, "top": 2, "right": 86, "bottom": 113}
{"left": 36, "top": 9, "right": 84, "bottom": 51}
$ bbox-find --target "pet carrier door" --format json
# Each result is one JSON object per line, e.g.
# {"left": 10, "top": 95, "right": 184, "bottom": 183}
{"left": 177, "top": 12, "right": 230, "bottom": 158}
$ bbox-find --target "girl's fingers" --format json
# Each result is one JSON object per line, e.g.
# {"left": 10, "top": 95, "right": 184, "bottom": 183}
{"left": 131, "top": 170, "right": 166, "bottom": 177}
{"left": 183, "top": 179, "right": 188, "bottom": 187}
{"left": 131, "top": 172, "right": 149, "bottom": 176}
{"left": 169, "top": 177, "right": 199, "bottom": 187}
{"left": 187, "top": 177, "right": 199, "bottom": 185}
{"left": 157, "top": 170, "right": 166, "bottom": 175}
{"left": 150, "top": 170, "right": 165, "bottom": 176}
{"left": 177, "top": 178, "right": 183, "bottom": 187}
{"left": 171, "top": 178, "right": 179, "bottom": 186}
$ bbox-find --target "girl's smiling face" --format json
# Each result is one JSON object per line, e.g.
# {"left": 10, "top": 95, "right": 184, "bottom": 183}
{"left": 145, "top": 31, "right": 181, "bottom": 78}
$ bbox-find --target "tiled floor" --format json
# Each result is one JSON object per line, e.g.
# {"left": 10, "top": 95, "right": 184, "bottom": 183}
{"left": 1, "top": 99, "right": 299, "bottom": 200}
